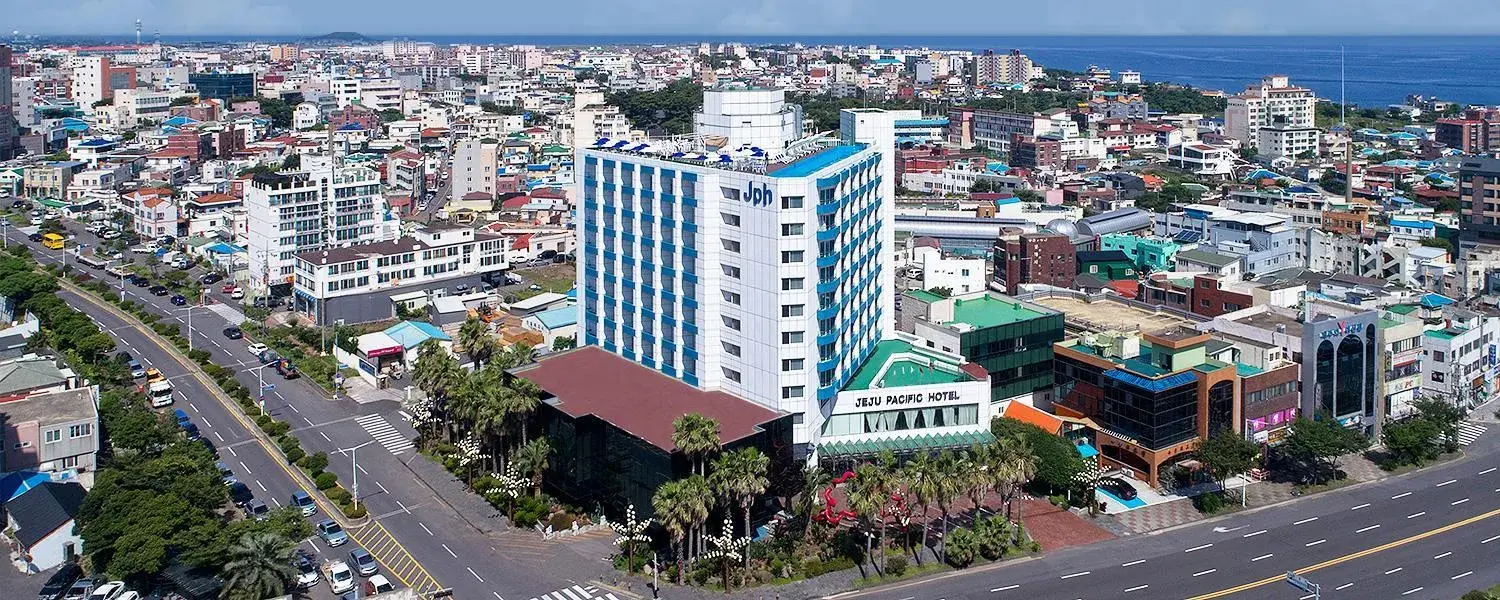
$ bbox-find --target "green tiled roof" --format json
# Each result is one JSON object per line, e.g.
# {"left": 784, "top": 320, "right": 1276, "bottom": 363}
{"left": 945, "top": 295, "right": 1047, "bottom": 329}
{"left": 818, "top": 430, "right": 997, "bottom": 458}
{"left": 1235, "top": 362, "right": 1264, "bottom": 376}
{"left": 844, "top": 340, "right": 972, "bottom": 391}
{"left": 904, "top": 289, "right": 946, "bottom": 303}
{"left": 1388, "top": 304, "right": 1419, "bottom": 315}
{"left": 1425, "top": 329, "right": 1459, "bottom": 340}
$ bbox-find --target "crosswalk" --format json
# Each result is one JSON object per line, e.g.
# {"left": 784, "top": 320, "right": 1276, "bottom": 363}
{"left": 355, "top": 413, "right": 414, "bottom": 455}
{"left": 1457, "top": 421, "right": 1487, "bottom": 446}
{"left": 528, "top": 584, "right": 618, "bottom": 600}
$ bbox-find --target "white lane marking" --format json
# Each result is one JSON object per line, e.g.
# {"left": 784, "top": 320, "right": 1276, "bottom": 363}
{"left": 239, "top": 461, "right": 253, "bottom": 474}
{"left": 419, "top": 522, "right": 434, "bottom": 536}
{"left": 397, "top": 500, "right": 410, "bottom": 514}
{"left": 1392, "top": 491, "right": 1412, "bottom": 499}
{"left": 304, "top": 417, "right": 315, "bottom": 426}
{"left": 1242, "top": 529, "right": 1266, "bottom": 538}
{"left": 1192, "top": 569, "right": 1216, "bottom": 577}
{"left": 376, "top": 481, "right": 389, "bottom": 494}
{"left": 357, "top": 464, "right": 368, "bottom": 475}
{"left": 1335, "top": 583, "right": 1354, "bottom": 591}
{"left": 255, "top": 480, "right": 267, "bottom": 492}
{"left": 1481, "top": 467, "right": 1497, "bottom": 475}
{"left": 189, "top": 402, "right": 199, "bottom": 411}
{"left": 1184, "top": 543, "right": 1213, "bottom": 553}
{"left": 1401, "top": 587, "right": 1423, "bottom": 596}
{"left": 1437, "top": 479, "right": 1458, "bottom": 487}
{"left": 289, "top": 403, "right": 300, "bottom": 413}
{"left": 493, "top": 593, "right": 504, "bottom": 600}
{"left": 1305, "top": 539, "right": 1327, "bottom": 547}
{"left": 1434, "top": 552, "right": 1453, "bottom": 559}
{"left": 1123, "top": 585, "right": 1148, "bottom": 593}
{"left": 442, "top": 543, "right": 457, "bottom": 558}
{"left": 1251, "top": 553, "right": 1274, "bottom": 562}
{"left": 199, "top": 416, "right": 212, "bottom": 428}
{"left": 467, "top": 566, "right": 484, "bottom": 582}
{"left": 1293, "top": 517, "right": 1318, "bottom": 525}
{"left": 1452, "top": 498, "right": 1470, "bottom": 506}
{"left": 1121, "top": 559, "right": 1146, "bottom": 567}
{"left": 227, "top": 446, "right": 238, "bottom": 457}
{"left": 1481, "top": 534, "right": 1500, "bottom": 544}
{"left": 1407, "top": 511, "right": 1426, "bottom": 519}
{"left": 1059, "top": 571, "right": 1090, "bottom": 579}
{"left": 272, "top": 497, "right": 282, "bottom": 507}
{"left": 991, "top": 585, "right": 1019, "bottom": 592}
{"left": 213, "top": 431, "right": 224, "bottom": 442}
{"left": 1385, "top": 567, "right": 1403, "bottom": 575}
{"left": 320, "top": 431, "right": 331, "bottom": 442}
{"left": 1350, "top": 503, "right": 1370, "bottom": 510}
{"left": 1355, "top": 525, "right": 1380, "bottom": 533}
{"left": 1454, "top": 571, "right": 1474, "bottom": 580}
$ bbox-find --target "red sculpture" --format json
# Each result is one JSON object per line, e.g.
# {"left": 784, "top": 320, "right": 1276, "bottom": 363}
{"left": 814, "top": 471, "right": 859, "bottom": 524}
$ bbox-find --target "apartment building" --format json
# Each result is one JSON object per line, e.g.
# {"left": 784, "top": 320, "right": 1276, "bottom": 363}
{"left": 244, "top": 164, "right": 399, "bottom": 293}
{"left": 0, "top": 384, "right": 99, "bottom": 479}
{"left": 972, "top": 49, "right": 1038, "bottom": 86}
{"left": 451, "top": 138, "right": 501, "bottom": 203}
{"left": 1225, "top": 75, "right": 1317, "bottom": 148}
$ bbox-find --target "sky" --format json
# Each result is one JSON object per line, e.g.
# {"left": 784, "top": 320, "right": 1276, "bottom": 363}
{"left": 11, "top": 0, "right": 1500, "bottom": 37}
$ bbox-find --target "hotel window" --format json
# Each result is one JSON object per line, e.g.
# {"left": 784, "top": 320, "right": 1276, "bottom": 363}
{"left": 781, "top": 304, "right": 805, "bottom": 317}
{"left": 781, "top": 196, "right": 805, "bottom": 209}
{"left": 781, "top": 250, "right": 804, "bottom": 263}
{"left": 722, "top": 264, "right": 741, "bottom": 279}
{"left": 782, "top": 385, "right": 805, "bottom": 399}
{"left": 661, "top": 175, "right": 675, "bottom": 194}
{"left": 781, "top": 277, "right": 805, "bottom": 291}
{"left": 721, "top": 212, "right": 741, "bottom": 226}
{"left": 723, "top": 368, "right": 741, "bottom": 383}
{"left": 722, "top": 239, "right": 741, "bottom": 253}
{"left": 782, "top": 358, "right": 805, "bottom": 371}
{"left": 783, "top": 331, "right": 805, "bottom": 344}
{"left": 782, "top": 223, "right": 805, "bottom": 236}
{"left": 723, "top": 316, "right": 741, "bottom": 330}
{"left": 723, "top": 342, "right": 741, "bottom": 357}
{"left": 722, "top": 290, "right": 741, "bottom": 305}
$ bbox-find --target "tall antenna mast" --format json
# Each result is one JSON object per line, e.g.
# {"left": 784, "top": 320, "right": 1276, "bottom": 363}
{"left": 1342, "top": 45, "right": 1353, "bottom": 210}
{"left": 135, "top": 20, "right": 141, "bottom": 46}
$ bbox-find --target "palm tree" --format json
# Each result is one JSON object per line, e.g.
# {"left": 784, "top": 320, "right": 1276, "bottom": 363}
{"left": 679, "top": 474, "right": 712, "bottom": 563}
{"left": 848, "top": 460, "right": 892, "bottom": 573}
{"left": 653, "top": 480, "right": 693, "bottom": 585}
{"left": 411, "top": 340, "right": 464, "bottom": 443}
{"left": 709, "top": 447, "right": 769, "bottom": 565}
{"left": 798, "top": 464, "right": 830, "bottom": 538}
{"left": 994, "top": 436, "right": 1036, "bottom": 533}
{"left": 902, "top": 454, "right": 939, "bottom": 564}
{"left": 672, "top": 413, "right": 721, "bottom": 476}
{"left": 456, "top": 316, "right": 497, "bottom": 368}
{"left": 219, "top": 532, "right": 297, "bottom": 600}
{"left": 964, "top": 445, "right": 995, "bottom": 518}
{"left": 515, "top": 437, "right": 552, "bottom": 496}
{"left": 504, "top": 377, "right": 542, "bottom": 447}
{"left": 933, "top": 450, "right": 963, "bottom": 564}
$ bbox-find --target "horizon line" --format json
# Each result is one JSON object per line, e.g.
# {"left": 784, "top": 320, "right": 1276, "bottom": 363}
{"left": 17, "top": 32, "right": 1500, "bottom": 39}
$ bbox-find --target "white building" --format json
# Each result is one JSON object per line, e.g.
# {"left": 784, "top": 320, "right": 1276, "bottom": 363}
{"left": 1256, "top": 118, "right": 1321, "bottom": 162}
{"left": 293, "top": 102, "right": 321, "bottom": 130}
{"left": 1225, "top": 75, "right": 1317, "bottom": 148}
{"left": 69, "top": 56, "right": 108, "bottom": 108}
{"left": 577, "top": 89, "right": 902, "bottom": 455}
{"left": 1167, "top": 143, "right": 1234, "bottom": 178}
{"left": 571, "top": 92, "right": 633, "bottom": 151}
{"left": 330, "top": 77, "right": 403, "bottom": 111}
{"left": 244, "top": 163, "right": 398, "bottom": 292}
{"left": 909, "top": 245, "right": 985, "bottom": 295}
{"left": 1421, "top": 307, "right": 1500, "bottom": 410}
{"left": 110, "top": 87, "right": 172, "bottom": 129}
{"left": 292, "top": 224, "right": 508, "bottom": 324}
{"left": 450, "top": 138, "right": 500, "bottom": 203}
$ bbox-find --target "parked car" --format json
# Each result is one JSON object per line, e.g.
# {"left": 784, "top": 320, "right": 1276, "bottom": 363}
{"left": 222, "top": 326, "right": 243, "bottom": 339}
{"left": 148, "top": 285, "right": 168, "bottom": 296}
{"left": 62, "top": 579, "right": 95, "bottom": 600}
{"left": 11, "top": 199, "right": 30, "bottom": 209}
{"left": 131, "top": 276, "right": 150, "bottom": 288}
{"left": 87, "top": 581, "right": 127, "bottom": 600}
{"left": 1099, "top": 477, "right": 1138, "bottom": 501}
{"left": 325, "top": 560, "right": 356, "bottom": 594}
{"left": 230, "top": 288, "right": 244, "bottom": 300}
{"left": 182, "top": 423, "right": 201, "bottom": 441}
{"left": 295, "top": 552, "right": 321, "bottom": 588}
{"left": 275, "top": 358, "right": 300, "bottom": 379}
{"left": 200, "top": 273, "right": 223, "bottom": 285}
{"left": 127, "top": 360, "right": 146, "bottom": 379}
{"left": 170, "top": 294, "right": 186, "bottom": 306}
{"left": 361, "top": 575, "right": 395, "bottom": 596}
{"left": 349, "top": 548, "right": 379, "bottom": 576}
{"left": 36, "top": 564, "right": 83, "bottom": 600}
{"left": 27, "top": 232, "right": 42, "bottom": 242}
{"left": 245, "top": 499, "right": 270, "bottom": 520}
{"left": 220, "top": 283, "right": 237, "bottom": 294}
{"left": 291, "top": 490, "right": 317, "bottom": 516}
{"left": 318, "top": 519, "right": 349, "bottom": 547}
{"left": 228, "top": 481, "right": 253, "bottom": 507}
{"left": 246, "top": 342, "right": 268, "bottom": 356}
{"left": 259, "top": 349, "right": 281, "bottom": 365}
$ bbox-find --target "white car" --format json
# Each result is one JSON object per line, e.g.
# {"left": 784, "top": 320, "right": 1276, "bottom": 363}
{"left": 325, "top": 560, "right": 356, "bottom": 594}
{"left": 247, "top": 343, "right": 268, "bottom": 356}
{"left": 88, "top": 581, "right": 128, "bottom": 600}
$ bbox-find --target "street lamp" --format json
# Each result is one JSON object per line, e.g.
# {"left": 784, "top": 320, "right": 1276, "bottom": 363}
{"left": 180, "top": 288, "right": 205, "bottom": 352}
{"left": 1, "top": 217, "right": 10, "bottom": 248}
{"left": 336, "top": 440, "right": 376, "bottom": 508}
{"left": 246, "top": 363, "right": 275, "bottom": 415}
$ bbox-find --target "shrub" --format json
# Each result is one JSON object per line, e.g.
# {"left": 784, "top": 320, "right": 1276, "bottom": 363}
{"left": 885, "top": 556, "right": 908, "bottom": 577}
{"left": 254, "top": 414, "right": 273, "bottom": 429}
{"left": 187, "top": 349, "right": 211, "bottom": 364}
{"left": 548, "top": 512, "right": 574, "bottom": 531}
{"left": 1194, "top": 491, "right": 1226, "bottom": 514}
{"left": 945, "top": 528, "right": 979, "bottom": 568}
{"left": 304, "top": 451, "right": 329, "bottom": 473}
{"left": 284, "top": 446, "right": 306, "bottom": 465}
{"left": 277, "top": 435, "right": 300, "bottom": 455}
{"left": 511, "top": 496, "right": 550, "bottom": 528}
{"left": 342, "top": 503, "right": 367, "bottom": 519}
{"left": 800, "top": 557, "right": 855, "bottom": 577}
{"left": 263, "top": 420, "right": 290, "bottom": 437}
{"left": 326, "top": 487, "right": 351, "bottom": 505}
{"left": 315, "top": 471, "right": 338, "bottom": 490}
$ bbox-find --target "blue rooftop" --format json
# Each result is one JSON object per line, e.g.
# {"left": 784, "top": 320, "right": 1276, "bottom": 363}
{"left": 770, "top": 143, "right": 868, "bottom": 178}
{"left": 78, "top": 138, "right": 115, "bottom": 148}
{"left": 1390, "top": 219, "right": 1435, "bottom": 230}
{"left": 895, "top": 118, "right": 949, "bottom": 127}
{"left": 1420, "top": 293, "right": 1456, "bottom": 308}
{"left": 384, "top": 320, "right": 451, "bottom": 349}
{"left": 531, "top": 305, "right": 578, "bottom": 330}
{"left": 206, "top": 242, "right": 246, "bottom": 254}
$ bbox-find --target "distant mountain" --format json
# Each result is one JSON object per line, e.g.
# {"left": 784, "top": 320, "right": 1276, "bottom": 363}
{"left": 305, "top": 32, "right": 368, "bottom": 42}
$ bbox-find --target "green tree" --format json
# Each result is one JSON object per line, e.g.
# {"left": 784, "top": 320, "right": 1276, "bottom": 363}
{"left": 652, "top": 479, "right": 694, "bottom": 584}
{"left": 1280, "top": 416, "right": 1370, "bottom": 484}
{"left": 1197, "top": 430, "right": 1261, "bottom": 505}
{"left": 379, "top": 108, "right": 405, "bottom": 122}
{"left": 901, "top": 454, "right": 939, "bottom": 564}
{"left": 970, "top": 180, "right": 996, "bottom": 193}
{"left": 932, "top": 450, "right": 963, "bottom": 564}
{"left": 457, "top": 316, "right": 497, "bottom": 368}
{"left": 848, "top": 457, "right": 895, "bottom": 572}
{"left": 481, "top": 101, "right": 520, "bottom": 115}
{"left": 991, "top": 435, "right": 1036, "bottom": 532}
{"left": 944, "top": 527, "right": 980, "bottom": 568}
{"left": 672, "top": 413, "right": 722, "bottom": 477}
{"left": 1381, "top": 417, "right": 1443, "bottom": 467}
{"left": 608, "top": 80, "right": 705, "bottom": 135}
{"left": 411, "top": 339, "right": 465, "bottom": 442}
{"left": 991, "top": 417, "right": 1084, "bottom": 492}
{"left": 218, "top": 532, "right": 297, "bottom": 600}
{"left": 514, "top": 437, "right": 552, "bottom": 497}
{"left": 709, "top": 447, "right": 769, "bottom": 550}
{"left": 1411, "top": 397, "right": 1466, "bottom": 451}
{"left": 551, "top": 335, "right": 576, "bottom": 351}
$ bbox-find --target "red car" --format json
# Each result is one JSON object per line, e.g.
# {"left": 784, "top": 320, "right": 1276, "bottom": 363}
{"left": 221, "top": 283, "right": 238, "bottom": 294}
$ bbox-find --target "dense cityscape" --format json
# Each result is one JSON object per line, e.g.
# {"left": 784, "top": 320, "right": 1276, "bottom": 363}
{"left": 0, "top": 11, "right": 1499, "bottom": 600}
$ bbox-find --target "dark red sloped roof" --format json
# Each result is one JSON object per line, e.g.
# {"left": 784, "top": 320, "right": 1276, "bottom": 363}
{"left": 514, "top": 346, "right": 784, "bottom": 453}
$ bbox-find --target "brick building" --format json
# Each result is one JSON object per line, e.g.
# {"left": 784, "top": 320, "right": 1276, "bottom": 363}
{"left": 993, "top": 231, "right": 1076, "bottom": 294}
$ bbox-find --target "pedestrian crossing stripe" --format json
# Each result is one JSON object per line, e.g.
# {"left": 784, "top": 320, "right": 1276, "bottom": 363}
{"left": 526, "top": 585, "right": 619, "bottom": 600}
{"left": 1457, "top": 422, "right": 1486, "bottom": 446}
{"left": 355, "top": 413, "right": 415, "bottom": 455}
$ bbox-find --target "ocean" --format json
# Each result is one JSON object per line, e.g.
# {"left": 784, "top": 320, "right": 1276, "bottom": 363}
{"left": 41, "top": 34, "right": 1500, "bottom": 107}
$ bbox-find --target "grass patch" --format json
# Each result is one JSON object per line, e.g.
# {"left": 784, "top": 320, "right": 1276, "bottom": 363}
{"left": 852, "top": 561, "right": 948, "bottom": 588}
{"left": 1295, "top": 476, "right": 1356, "bottom": 495}
{"left": 1375, "top": 450, "right": 1462, "bottom": 475}
{"left": 515, "top": 263, "right": 574, "bottom": 299}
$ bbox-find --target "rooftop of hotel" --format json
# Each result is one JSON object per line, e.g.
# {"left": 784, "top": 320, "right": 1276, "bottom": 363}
{"left": 844, "top": 339, "right": 981, "bottom": 392}
{"left": 585, "top": 134, "right": 869, "bottom": 178}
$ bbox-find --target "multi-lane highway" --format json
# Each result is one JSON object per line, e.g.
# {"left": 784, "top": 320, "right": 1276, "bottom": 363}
{"left": 27, "top": 228, "right": 613, "bottom": 600}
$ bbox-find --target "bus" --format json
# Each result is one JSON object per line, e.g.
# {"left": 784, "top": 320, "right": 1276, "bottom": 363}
{"left": 41, "top": 233, "right": 64, "bottom": 250}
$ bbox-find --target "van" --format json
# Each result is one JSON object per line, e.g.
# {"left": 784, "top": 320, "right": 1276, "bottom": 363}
{"left": 149, "top": 380, "right": 174, "bottom": 407}
{"left": 41, "top": 233, "right": 65, "bottom": 250}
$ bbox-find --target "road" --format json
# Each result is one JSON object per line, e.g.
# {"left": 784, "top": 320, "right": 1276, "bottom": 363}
{"left": 28, "top": 231, "right": 614, "bottom": 600}
{"left": 842, "top": 441, "right": 1500, "bottom": 600}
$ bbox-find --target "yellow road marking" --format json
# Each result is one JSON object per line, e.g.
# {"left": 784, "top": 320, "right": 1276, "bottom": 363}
{"left": 1187, "top": 506, "right": 1500, "bottom": 599}
{"left": 64, "top": 282, "right": 445, "bottom": 593}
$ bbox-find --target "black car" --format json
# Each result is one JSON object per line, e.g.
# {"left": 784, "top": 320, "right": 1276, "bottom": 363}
{"left": 197, "top": 436, "right": 217, "bottom": 456}
{"left": 170, "top": 294, "right": 186, "bottom": 306}
{"left": 228, "top": 481, "right": 253, "bottom": 507}
{"left": 27, "top": 232, "right": 42, "bottom": 242}
{"left": 183, "top": 422, "right": 201, "bottom": 441}
{"left": 223, "top": 326, "right": 243, "bottom": 339}
{"left": 200, "top": 273, "right": 223, "bottom": 285}
{"left": 132, "top": 276, "right": 151, "bottom": 288}
{"left": 149, "top": 285, "right": 169, "bottom": 296}
{"left": 11, "top": 199, "right": 29, "bottom": 209}
{"left": 36, "top": 563, "right": 83, "bottom": 600}
{"left": 1099, "top": 477, "right": 1138, "bottom": 501}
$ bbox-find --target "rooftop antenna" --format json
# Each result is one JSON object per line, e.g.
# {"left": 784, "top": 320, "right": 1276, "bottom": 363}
{"left": 1340, "top": 45, "right": 1354, "bottom": 218}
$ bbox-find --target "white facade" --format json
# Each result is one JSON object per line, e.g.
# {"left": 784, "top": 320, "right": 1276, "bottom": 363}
{"left": 111, "top": 87, "right": 172, "bottom": 129}
{"left": 1167, "top": 143, "right": 1234, "bottom": 177}
{"left": 577, "top": 90, "right": 896, "bottom": 453}
{"left": 1225, "top": 76, "right": 1317, "bottom": 148}
{"left": 244, "top": 165, "right": 398, "bottom": 289}
{"left": 70, "top": 57, "right": 107, "bottom": 108}
{"left": 912, "top": 246, "right": 985, "bottom": 295}
{"left": 450, "top": 138, "right": 500, "bottom": 202}
{"left": 1256, "top": 123, "right": 1321, "bottom": 161}
{"left": 293, "top": 102, "right": 321, "bottom": 130}
{"left": 1421, "top": 311, "right": 1500, "bottom": 409}
{"left": 293, "top": 226, "right": 507, "bottom": 302}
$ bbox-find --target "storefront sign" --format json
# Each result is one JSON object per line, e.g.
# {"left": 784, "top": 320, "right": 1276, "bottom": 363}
{"left": 853, "top": 390, "right": 961, "bottom": 409}
{"left": 1317, "top": 321, "right": 1363, "bottom": 340}
{"left": 366, "top": 345, "right": 403, "bottom": 358}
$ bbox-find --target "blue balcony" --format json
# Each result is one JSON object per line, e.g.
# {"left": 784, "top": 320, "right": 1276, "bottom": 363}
{"left": 817, "top": 304, "right": 838, "bottom": 321}
{"left": 817, "top": 253, "right": 838, "bottom": 269}
{"left": 817, "top": 279, "right": 839, "bottom": 295}
{"left": 816, "top": 227, "right": 841, "bottom": 242}
{"left": 817, "top": 331, "right": 838, "bottom": 347}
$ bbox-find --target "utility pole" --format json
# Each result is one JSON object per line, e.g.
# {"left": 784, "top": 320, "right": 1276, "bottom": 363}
{"left": 337, "top": 440, "right": 376, "bottom": 508}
